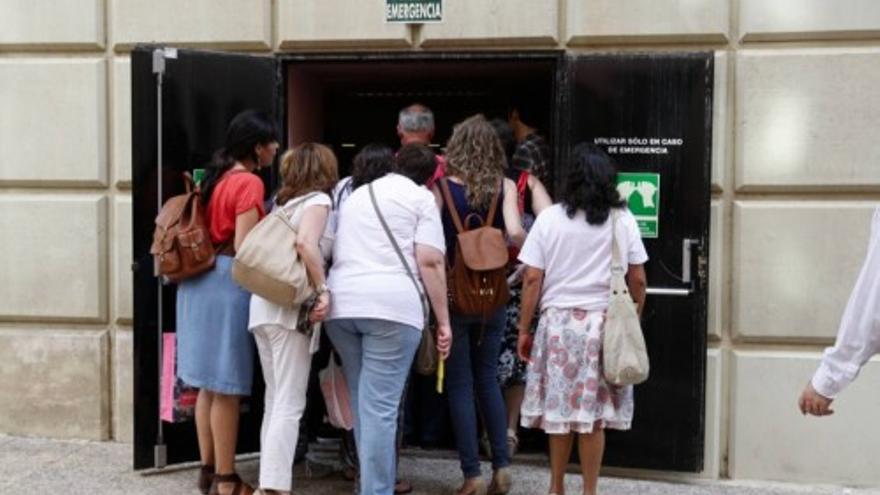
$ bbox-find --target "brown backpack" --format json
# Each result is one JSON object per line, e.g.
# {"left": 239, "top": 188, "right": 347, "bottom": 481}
{"left": 440, "top": 178, "right": 511, "bottom": 317}
{"left": 151, "top": 175, "right": 216, "bottom": 282}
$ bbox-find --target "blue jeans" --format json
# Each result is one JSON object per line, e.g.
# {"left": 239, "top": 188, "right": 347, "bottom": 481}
{"left": 326, "top": 318, "right": 421, "bottom": 495}
{"left": 447, "top": 308, "right": 511, "bottom": 478}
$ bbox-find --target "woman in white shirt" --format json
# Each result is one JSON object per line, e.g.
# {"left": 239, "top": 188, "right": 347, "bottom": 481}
{"left": 326, "top": 144, "right": 452, "bottom": 495}
{"left": 516, "top": 144, "right": 648, "bottom": 495}
{"left": 248, "top": 143, "right": 338, "bottom": 495}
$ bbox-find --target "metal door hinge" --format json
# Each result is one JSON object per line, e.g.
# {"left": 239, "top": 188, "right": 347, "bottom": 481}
{"left": 152, "top": 47, "right": 178, "bottom": 75}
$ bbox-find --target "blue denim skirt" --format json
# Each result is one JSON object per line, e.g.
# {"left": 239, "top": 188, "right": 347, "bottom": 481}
{"left": 176, "top": 255, "right": 254, "bottom": 396}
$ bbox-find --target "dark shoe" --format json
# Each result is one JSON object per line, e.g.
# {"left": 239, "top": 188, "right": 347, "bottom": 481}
{"left": 198, "top": 465, "right": 215, "bottom": 495}
{"left": 395, "top": 478, "right": 414, "bottom": 494}
{"left": 209, "top": 472, "right": 254, "bottom": 495}
{"left": 487, "top": 467, "right": 512, "bottom": 495}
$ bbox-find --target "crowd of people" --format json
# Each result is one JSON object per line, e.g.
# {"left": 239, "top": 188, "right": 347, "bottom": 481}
{"left": 173, "top": 103, "right": 649, "bottom": 495}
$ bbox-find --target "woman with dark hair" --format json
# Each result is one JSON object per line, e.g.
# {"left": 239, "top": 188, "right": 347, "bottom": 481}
{"left": 434, "top": 115, "right": 524, "bottom": 495}
{"left": 489, "top": 118, "right": 552, "bottom": 457}
{"left": 516, "top": 144, "right": 648, "bottom": 495}
{"left": 330, "top": 143, "right": 395, "bottom": 216}
{"left": 326, "top": 143, "right": 452, "bottom": 495}
{"left": 176, "top": 110, "right": 278, "bottom": 495}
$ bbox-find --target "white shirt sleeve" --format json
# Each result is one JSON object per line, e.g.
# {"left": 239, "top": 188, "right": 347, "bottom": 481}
{"left": 414, "top": 191, "right": 446, "bottom": 253}
{"left": 621, "top": 209, "right": 649, "bottom": 265}
{"left": 518, "top": 208, "right": 548, "bottom": 269}
{"left": 811, "top": 208, "right": 880, "bottom": 399}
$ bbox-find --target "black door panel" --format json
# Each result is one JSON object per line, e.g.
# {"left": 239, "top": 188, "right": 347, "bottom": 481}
{"left": 565, "top": 53, "right": 712, "bottom": 472}
{"left": 132, "top": 46, "right": 279, "bottom": 469}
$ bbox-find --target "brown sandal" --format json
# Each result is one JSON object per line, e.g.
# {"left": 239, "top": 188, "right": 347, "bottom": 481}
{"left": 198, "top": 465, "right": 215, "bottom": 495}
{"left": 209, "top": 472, "right": 254, "bottom": 495}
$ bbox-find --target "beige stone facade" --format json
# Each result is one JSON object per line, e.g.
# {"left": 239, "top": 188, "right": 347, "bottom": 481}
{"left": 1, "top": 0, "right": 879, "bottom": 486}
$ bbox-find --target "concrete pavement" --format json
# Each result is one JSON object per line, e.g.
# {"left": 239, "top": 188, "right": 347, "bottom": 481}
{"left": 0, "top": 434, "right": 875, "bottom": 494}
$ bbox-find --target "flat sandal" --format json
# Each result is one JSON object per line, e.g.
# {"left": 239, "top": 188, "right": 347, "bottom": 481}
{"left": 209, "top": 472, "right": 254, "bottom": 495}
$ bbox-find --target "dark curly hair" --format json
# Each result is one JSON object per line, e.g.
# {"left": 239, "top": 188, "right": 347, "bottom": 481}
{"left": 351, "top": 143, "right": 394, "bottom": 190}
{"left": 562, "top": 143, "right": 625, "bottom": 225}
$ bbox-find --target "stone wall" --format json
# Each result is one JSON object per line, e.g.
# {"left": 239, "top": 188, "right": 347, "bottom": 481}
{"left": 1, "top": 0, "right": 878, "bottom": 485}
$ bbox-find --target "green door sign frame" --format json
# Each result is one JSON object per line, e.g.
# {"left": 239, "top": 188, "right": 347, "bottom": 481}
{"left": 386, "top": 0, "right": 443, "bottom": 23}
{"left": 617, "top": 172, "right": 660, "bottom": 238}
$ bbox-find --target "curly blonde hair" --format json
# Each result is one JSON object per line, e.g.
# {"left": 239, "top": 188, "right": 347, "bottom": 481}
{"left": 275, "top": 143, "right": 339, "bottom": 205}
{"left": 444, "top": 114, "right": 506, "bottom": 209}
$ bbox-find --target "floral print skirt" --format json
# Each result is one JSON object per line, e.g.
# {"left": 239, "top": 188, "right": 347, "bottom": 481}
{"left": 521, "top": 307, "right": 633, "bottom": 434}
{"left": 498, "top": 284, "right": 530, "bottom": 388}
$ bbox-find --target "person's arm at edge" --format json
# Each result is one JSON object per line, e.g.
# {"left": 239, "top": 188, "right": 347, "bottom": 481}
{"left": 527, "top": 175, "right": 553, "bottom": 215}
{"left": 295, "top": 204, "right": 331, "bottom": 321}
{"left": 502, "top": 178, "right": 526, "bottom": 247}
{"left": 517, "top": 266, "right": 544, "bottom": 362}
{"left": 626, "top": 264, "right": 647, "bottom": 317}
{"left": 233, "top": 208, "right": 260, "bottom": 252}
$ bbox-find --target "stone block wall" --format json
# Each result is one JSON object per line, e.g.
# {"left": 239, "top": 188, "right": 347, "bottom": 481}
{"left": 1, "top": 0, "right": 879, "bottom": 485}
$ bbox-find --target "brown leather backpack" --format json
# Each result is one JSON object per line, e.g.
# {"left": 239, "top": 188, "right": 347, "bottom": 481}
{"left": 440, "top": 178, "right": 510, "bottom": 317}
{"left": 151, "top": 175, "right": 216, "bottom": 282}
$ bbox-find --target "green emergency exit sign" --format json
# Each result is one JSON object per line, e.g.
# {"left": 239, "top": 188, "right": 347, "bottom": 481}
{"left": 386, "top": 0, "right": 443, "bottom": 23}
{"left": 617, "top": 172, "right": 660, "bottom": 238}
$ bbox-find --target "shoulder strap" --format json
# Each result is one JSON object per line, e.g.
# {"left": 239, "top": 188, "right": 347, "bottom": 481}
{"left": 610, "top": 209, "right": 626, "bottom": 276}
{"left": 485, "top": 179, "right": 503, "bottom": 227}
{"left": 281, "top": 191, "right": 321, "bottom": 215}
{"left": 439, "top": 178, "right": 466, "bottom": 233}
{"left": 368, "top": 184, "right": 429, "bottom": 326}
{"left": 333, "top": 177, "right": 352, "bottom": 210}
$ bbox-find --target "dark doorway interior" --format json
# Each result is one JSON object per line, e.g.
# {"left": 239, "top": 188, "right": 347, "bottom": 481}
{"left": 283, "top": 55, "right": 561, "bottom": 452}
{"left": 285, "top": 57, "right": 559, "bottom": 179}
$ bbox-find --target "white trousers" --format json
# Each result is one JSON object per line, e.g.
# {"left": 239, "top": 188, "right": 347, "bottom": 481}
{"left": 253, "top": 324, "right": 312, "bottom": 491}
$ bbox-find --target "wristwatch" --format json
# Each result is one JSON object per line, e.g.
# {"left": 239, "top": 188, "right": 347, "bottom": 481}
{"left": 316, "top": 283, "right": 330, "bottom": 295}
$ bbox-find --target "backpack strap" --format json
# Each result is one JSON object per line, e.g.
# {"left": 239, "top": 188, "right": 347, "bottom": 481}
{"left": 485, "top": 179, "right": 503, "bottom": 228}
{"left": 439, "top": 178, "right": 466, "bottom": 234}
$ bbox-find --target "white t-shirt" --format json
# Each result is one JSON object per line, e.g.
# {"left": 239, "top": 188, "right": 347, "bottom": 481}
{"left": 248, "top": 192, "right": 332, "bottom": 331}
{"left": 327, "top": 173, "right": 446, "bottom": 329}
{"left": 518, "top": 204, "right": 648, "bottom": 311}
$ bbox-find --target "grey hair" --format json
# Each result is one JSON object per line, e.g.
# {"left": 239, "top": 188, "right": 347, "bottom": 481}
{"left": 398, "top": 104, "right": 435, "bottom": 133}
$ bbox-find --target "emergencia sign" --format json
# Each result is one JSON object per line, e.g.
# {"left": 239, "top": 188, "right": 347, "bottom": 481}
{"left": 386, "top": 0, "right": 443, "bottom": 23}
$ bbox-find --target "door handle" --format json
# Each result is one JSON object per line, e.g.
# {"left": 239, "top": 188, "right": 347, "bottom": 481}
{"left": 646, "top": 286, "right": 693, "bottom": 297}
{"left": 682, "top": 238, "right": 700, "bottom": 284}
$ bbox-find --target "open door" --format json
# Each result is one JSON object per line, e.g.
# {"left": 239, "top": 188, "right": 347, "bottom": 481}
{"left": 564, "top": 53, "right": 712, "bottom": 471}
{"left": 132, "top": 46, "right": 280, "bottom": 469}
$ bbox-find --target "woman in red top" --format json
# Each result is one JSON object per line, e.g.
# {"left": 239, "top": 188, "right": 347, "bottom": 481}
{"left": 176, "top": 110, "right": 278, "bottom": 495}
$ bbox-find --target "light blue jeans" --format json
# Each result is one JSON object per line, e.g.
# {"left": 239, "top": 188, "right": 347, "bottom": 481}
{"left": 325, "top": 318, "right": 421, "bottom": 495}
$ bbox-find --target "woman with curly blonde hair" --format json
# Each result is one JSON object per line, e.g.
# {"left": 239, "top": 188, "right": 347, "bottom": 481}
{"left": 433, "top": 114, "right": 525, "bottom": 495}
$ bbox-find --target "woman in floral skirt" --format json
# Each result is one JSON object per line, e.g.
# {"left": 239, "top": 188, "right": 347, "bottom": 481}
{"left": 516, "top": 144, "right": 648, "bottom": 495}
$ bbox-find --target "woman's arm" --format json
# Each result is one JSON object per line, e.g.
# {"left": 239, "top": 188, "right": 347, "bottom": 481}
{"left": 626, "top": 264, "right": 647, "bottom": 317}
{"left": 527, "top": 175, "right": 553, "bottom": 215}
{"left": 502, "top": 178, "right": 526, "bottom": 247}
{"left": 295, "top": 205, "right": 331, "bottom": 320}
{"left": 416, "top": 244, "right": 452, "bottom": 359}
{"left": 233, "top": 207, "right": 261, "bottom": 252}
{"left": 517, "top": 265, "right": 544, "bottom": 362}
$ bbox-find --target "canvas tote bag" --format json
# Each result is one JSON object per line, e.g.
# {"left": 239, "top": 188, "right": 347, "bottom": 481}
{"left": 232, "top": 193, "right": 319, "bottom": 307}
{"left": 602, "top": 210, "right": 650, "bottom": 386}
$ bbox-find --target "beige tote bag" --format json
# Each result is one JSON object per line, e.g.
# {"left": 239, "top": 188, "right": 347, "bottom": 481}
{"left": 602, "top": 210, "right": 650, "bottom": 386}
{"left": 232, "top": 193, "right": 318, "bottom": 307}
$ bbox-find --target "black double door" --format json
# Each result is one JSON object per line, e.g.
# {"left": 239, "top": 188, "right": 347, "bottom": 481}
{"left": 132, "top": 48, "right": 711, "bottom": 473}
